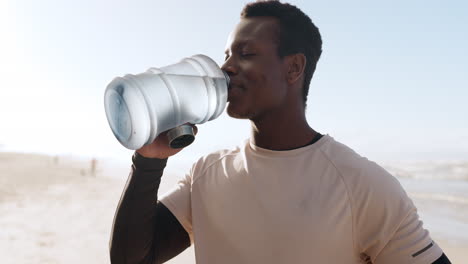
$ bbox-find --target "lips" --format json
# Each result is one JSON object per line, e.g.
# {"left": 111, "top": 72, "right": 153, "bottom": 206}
{"left": 228, "top": 79, "right": 244, "bottom": 91}
{"left": 227, "top": 83, "right": 244, "bottom": 101}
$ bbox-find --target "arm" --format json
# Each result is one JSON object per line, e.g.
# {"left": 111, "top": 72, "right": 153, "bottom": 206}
{"left": 433, "top": 253, "right": 451, "bottom": 264}
{"left": 109, "top": 153, "right": 190, "bottom": 264}
{"left": 343, "top": 159, "right": 450, "bottom": 264}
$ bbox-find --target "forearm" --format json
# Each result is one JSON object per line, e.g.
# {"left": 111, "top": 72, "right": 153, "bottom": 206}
{"left": 110, "top": 152, "right": 167, "bottom": 264}
{"left": 432, "top": 253, "right": 451, "bottom": 264}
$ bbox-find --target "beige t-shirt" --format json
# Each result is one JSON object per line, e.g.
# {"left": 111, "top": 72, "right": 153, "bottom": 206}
{"left": 160, "top": 135, "right": 442, "bottom": 264}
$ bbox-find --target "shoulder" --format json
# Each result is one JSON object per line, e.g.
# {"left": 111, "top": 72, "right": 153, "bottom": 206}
{"left": 318, "top": 136, "right": 404, "bottom": 197}
{"left": 318, "top": 136, "right": 412, "bottom": 229}
{"left": 190, "top": 142, "right": 244, "bottom": 182}
{"left": 320, "top": 137, "right": 416, "bottom": 254}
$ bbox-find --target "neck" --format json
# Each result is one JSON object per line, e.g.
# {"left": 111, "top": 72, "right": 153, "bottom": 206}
{"left": 250, "top": 108, "right": 317, "bottom": 150}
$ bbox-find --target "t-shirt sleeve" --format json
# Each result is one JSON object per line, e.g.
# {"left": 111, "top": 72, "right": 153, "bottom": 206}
{"left": 374, "top": 209, "right": 443, "bottom": 264}
{"left": 350, "top": 162, "right": 442, "bottom": 264}
{"left": 159, "top": 172, "right": 194, "bottom": 244}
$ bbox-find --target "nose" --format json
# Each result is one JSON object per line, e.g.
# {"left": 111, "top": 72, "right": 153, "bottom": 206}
{"left": 221, "top": 57, "right": 237, "bottom": 77}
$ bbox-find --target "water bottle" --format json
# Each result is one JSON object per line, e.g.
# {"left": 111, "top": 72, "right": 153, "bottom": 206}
{"left": 104, "top": 54, "right": 229, "bottom": 150}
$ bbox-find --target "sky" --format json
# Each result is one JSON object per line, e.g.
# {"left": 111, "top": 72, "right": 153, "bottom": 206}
{"left": 0, "top": 0, "right": 467, "bottom": 166}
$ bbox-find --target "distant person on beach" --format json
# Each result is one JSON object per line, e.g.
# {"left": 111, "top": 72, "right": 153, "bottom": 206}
{"left": 109, "top": 1, "right": 451, "bottom": 263}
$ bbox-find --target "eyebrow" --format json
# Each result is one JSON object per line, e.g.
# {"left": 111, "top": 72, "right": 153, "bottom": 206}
{"left": 224, "top": 40, "right": 256, "bottom": 55}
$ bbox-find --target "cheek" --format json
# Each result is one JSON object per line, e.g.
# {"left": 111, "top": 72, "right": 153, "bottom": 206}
{"left": 243, "top": 64, "right": 264, "bottom": 87}
{"left": 249, "top": 68, "right": 286, "bottom": 101}
{"left": 242, "top": 64, "right": 274, "bottom": 97}
{"left": 245, "top": 59, "right": 285, "bottom": 84}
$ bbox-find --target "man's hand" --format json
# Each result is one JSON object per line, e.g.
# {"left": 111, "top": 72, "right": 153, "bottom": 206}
{"left": 136, "top": 125, "right": 198, "bottom": 159}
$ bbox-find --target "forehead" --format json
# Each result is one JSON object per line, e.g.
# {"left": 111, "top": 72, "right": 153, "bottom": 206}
{"left": 225, "top": 17, "right": 280, "bottom": 51}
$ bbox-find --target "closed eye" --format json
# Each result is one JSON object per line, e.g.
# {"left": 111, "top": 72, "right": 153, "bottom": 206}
{"left": 224, "top": 53, "right": 256, "bottom": 61}
{"left": 241, "top": 53, "right": 256, "bottom": 58}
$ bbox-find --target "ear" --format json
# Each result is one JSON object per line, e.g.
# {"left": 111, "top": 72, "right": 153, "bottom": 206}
{"left": 285, "top": 53, "right": 306, "bottom": 85}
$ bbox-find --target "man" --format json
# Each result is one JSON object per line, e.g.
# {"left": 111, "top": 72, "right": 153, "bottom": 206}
{"left": 110, "top": 1, "right": 451, "bottom": 263}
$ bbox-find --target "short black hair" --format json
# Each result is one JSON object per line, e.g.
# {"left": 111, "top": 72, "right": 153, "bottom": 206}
{"left": 241, "top": 0, "right": 322, "bottom": 107}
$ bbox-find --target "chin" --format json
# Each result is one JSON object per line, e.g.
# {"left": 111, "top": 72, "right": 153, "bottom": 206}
{"left": 226, "top": 103, "right": 250, "bottom": 120}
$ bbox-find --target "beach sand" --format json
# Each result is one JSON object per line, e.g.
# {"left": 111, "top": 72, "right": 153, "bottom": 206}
{"left": 0, "top": 152, "right": 466, "bottom": 263}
